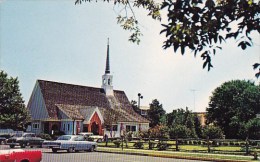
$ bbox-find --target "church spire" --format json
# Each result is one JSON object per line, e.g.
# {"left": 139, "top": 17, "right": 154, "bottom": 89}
{"left": 102, "top": 38, "right": 114, "bottom": 96}
{"left": 105, "top": 38, "right": 110, "bottom": 74}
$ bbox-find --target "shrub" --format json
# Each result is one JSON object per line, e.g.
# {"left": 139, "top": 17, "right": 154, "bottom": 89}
{"left": 113, "top": 140, "right": 121, "bottom": 148}
{"left": 148, "top": 141, "right": 156, "bottom": 149}
{"left": 223, "top": 142, "right": 229, "bottom": 146}
{"left": 179, "top": 140, "right": 184, "bottom": 145}
{"left": 212, "top": 140, "right": 218, "bottom": 146}
{"left": 133, "top": 141, "right": 144, "bottom": 149}
{"left": 230, "top": 141, "right": 234, "bottom": 146}
{"left": 198, "top": 141, "right": 201, "bottom": 145}
{"left": 157, "top": 142, "right": 168, "bottom": 151}
{"left": 193, "top": 140, "right": 198, "bottom": 145}
{"left": 126, "top": 131, "right": 133, "bottom": 141}
{"left": 88, "top": 137, "right": 94, "bottom": 141}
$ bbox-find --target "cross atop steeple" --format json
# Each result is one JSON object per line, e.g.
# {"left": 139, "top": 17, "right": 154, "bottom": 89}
{"left": 105, "top": 38, "right": 110, "bottom": 74}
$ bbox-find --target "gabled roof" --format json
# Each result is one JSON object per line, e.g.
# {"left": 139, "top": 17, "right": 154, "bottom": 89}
{"left": 35, "top": 80, "right": 149, "bottom": 123}
{"left": 56, "top": 104, "right": 84, "bottom": 120}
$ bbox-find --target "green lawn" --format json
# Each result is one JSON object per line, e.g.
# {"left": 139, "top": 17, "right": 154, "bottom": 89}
{"left": 98, "top": 141, "right": 260, "bottom": 154}
{"left": 97, "top": 147, "right": 259, "bottom": 162}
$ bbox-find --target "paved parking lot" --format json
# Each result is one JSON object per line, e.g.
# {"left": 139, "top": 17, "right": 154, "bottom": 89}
{"left": 0, "top": 145, "right": 207, "bottom": 162}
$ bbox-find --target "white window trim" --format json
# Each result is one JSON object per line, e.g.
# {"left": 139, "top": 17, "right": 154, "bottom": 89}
{"left": 32, "top": 123, "right": 39, "bottom": 129}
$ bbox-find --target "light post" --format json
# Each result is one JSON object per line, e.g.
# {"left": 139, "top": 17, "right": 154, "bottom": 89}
{"left": 138, "top": 93, "right": 143, "bottom": 109}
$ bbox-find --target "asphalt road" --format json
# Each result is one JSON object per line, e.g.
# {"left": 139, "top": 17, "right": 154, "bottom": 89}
{"left": 1, "top": 145, "right": 206, "bottom": 162}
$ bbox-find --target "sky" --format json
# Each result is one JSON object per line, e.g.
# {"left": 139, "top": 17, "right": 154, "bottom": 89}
{"left": 0, "top": 0, "right": 259, "bottom": 113}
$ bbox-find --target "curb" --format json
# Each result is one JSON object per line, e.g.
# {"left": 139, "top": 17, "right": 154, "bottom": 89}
{"left": 97, "top": 149, "right": 252, "bottom": 162}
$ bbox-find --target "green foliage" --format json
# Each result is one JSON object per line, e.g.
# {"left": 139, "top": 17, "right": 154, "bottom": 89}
{"left": 202, "top": 125, "right": 224, "bottom": 139}
{"left": 206, "top": 80, "right": 260, "bottom": 139}
{"left": 131, "top": 100, "right": 140, "bottom": 114}
{"left": 157, "top": 141, "right": 168, "bottom": 150}
{"left": 75, "top": 0, "right": 259, "bottom": 74}
{"left": 167, "top": 108, "right": 198, "bottom": 138}
{"left": 246, "top": 118, "right": 260, "bottom": 139}
{"left": 148, "top": 141, "right": 156, "bottom": 149}
{"left": 148, "top": 99, "right": 166, "bottom": 127}
{"left": 125, "top": 131, "right": 133, "bottom": 141}
{"left": 133, "top": 141, "right": 144, "bottom": 149}
{"left": 169, "top": 124, "right": 191, "bottom": 139}
{"left": 0, "top": 71, "right": 30, "bottom": 130}
{"left": 161, "top": 0, "right": 259, "bottom": 71}
{"left": 113, "top": 140, "right": 121, "bottom": 148}
{"left": 194, "top": 116, "right": 203, "bottom": 138}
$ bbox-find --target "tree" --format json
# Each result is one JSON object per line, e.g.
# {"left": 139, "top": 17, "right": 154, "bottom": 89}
{"left": 202, "top": 125, "right": 223, "bottom": 139}
{"left": 194, "top": 115, "right": 203, "bottom": 138}
{"left": 166, "top": 108, "right": 197, "bottom": 138}
{"left": 130, "top": 100, "right": 140, "bottom": 114}
{"left": 75, "top": 0, "right": 260, "bottom": 75}
{"left": 206, "top": 80, "right": 260, "bottom": 139}
{"left": 0, "top": 71, "right": 30, "bottom": 130}
{"left": 148, "top": 99, "right": 166, "bottom": 127}
{"left": 149, "top": 124, "right": 169, "bottom": 140}
{"left": 169, "top": 124, "right": 190, "bottom": 151}
{"left": 245, "top": 118, "right": 260, "bottom": 139}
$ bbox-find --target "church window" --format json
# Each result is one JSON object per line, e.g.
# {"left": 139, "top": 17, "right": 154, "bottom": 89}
{"left": 32, "top": 123, "right": 39, "bottom": 129}
{"left": 126, "top": 125, "right": 136, "bottom": 132}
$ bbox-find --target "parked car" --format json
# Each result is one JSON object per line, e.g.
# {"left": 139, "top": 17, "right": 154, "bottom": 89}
{"left": 0, "top": 149, "right": 42, "bottom": 162}
{"left": 78, "top": 132, "right": 103, "bottom": 142}
{"left": 42, "top": 135, "right": 97, "bottom": 153}
{"left": 6, "top": 132, "right": 44, "bottom": 148}
{"left": 0, "top": 137, "right": 6, "bottom": 145}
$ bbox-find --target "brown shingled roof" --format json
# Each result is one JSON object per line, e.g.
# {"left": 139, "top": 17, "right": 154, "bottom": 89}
{"left": 56, "top": 104, "right": 84, "bottom": 120}
{"left": 38, "top": 80, "right": 149, "bottom": 123}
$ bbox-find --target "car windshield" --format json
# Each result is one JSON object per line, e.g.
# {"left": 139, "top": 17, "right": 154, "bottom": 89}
{"left": 57, "top": 135, "right": 71, "bottom": 140}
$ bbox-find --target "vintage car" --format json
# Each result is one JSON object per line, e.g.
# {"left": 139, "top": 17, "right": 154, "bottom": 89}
{"left": 42, "top": 135, "right": 97, "bottom": 153}
{"left": 0, "top": 149, "right": 42, "bottom": 162}
{"left": 6, "top": 133, "right": 44, "bottom": 148}
{"left": 78, "top": 132, "right": 103, "bottom": 142}
{"left": 0, "top": 137, "right": 6, "bottom": 145}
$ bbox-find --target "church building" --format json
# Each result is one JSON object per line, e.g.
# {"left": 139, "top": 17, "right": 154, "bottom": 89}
{"left": 27, "top": 40, "right": 150, "bottom": 137}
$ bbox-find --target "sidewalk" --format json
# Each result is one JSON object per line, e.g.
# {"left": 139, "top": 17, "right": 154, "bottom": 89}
{"left": 97, "top": 147, "right": 259, "bottom": 162}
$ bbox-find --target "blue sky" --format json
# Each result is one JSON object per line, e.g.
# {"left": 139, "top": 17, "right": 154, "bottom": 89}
{"left": 0, "top": 0, "right": 259, "bottom": 113}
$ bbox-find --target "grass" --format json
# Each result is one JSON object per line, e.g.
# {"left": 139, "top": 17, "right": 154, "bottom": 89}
{"left": 97, "top": 147, "right": 259, "bottom": 162}
{"left": 99, "top": 141, "right": 260, "bottom": 152}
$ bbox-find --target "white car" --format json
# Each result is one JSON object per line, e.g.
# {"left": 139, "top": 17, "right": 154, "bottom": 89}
{"left": 78, "top": 132, "right": 103, "bottom": 143}
{"left": 42, "top": 135, "right": 97, "bottom": 153}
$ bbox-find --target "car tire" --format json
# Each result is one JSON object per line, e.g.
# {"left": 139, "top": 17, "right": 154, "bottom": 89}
{"left": 67, "top": 147, "right": 74, "bottom": 153}
{"left": 52, "top": 148, "right": 58, "bottom": 153}
{"left": 10, "top": 145, "right": 15, "bottom": 148}
{"left": 20, "top": 143, "right": 26, "bottom": 148}
{"left": 89, "top": 146, "right": 95, "bottom": 152}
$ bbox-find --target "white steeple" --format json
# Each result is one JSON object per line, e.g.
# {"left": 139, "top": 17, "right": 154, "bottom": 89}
{"left": 102, "top": 38, "right": 114, "bottom": 96}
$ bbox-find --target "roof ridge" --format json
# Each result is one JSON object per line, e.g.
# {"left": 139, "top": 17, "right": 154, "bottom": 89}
{"left": 37, "top": 79, "right": 124, "bottom": 92}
